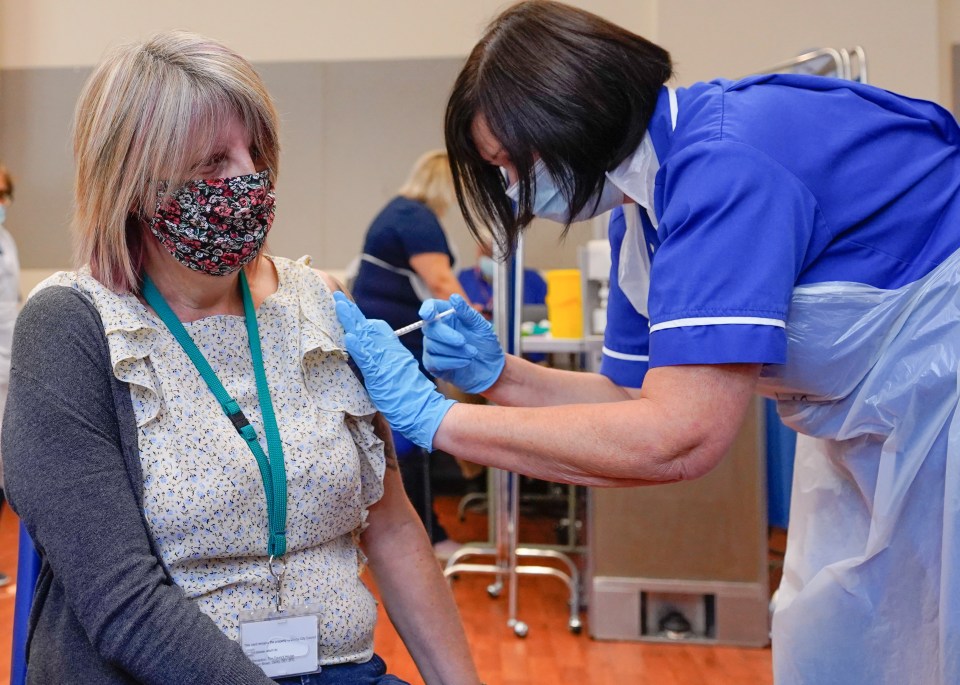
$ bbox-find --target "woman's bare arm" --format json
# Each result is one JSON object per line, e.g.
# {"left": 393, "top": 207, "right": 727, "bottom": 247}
{"left": 363, "top": 416, "right": 481, "bottom": 685}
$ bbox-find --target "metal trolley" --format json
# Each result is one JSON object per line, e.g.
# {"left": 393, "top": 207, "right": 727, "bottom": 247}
{"left": 755, "top": 46, "right": 868, "bottom": 82}
{"left": 442, "top": 234, "right": 583, "bottom": 638}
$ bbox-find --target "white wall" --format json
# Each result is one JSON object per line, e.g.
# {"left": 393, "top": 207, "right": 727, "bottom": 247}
{"left": 658, "top": 0, "right": 941, "bottom": 101}
{"left": 0, "top": 0, "right": 657, "bottom": 69}
{"left": 1, "top": 0, "right": 947, "bottom": 118}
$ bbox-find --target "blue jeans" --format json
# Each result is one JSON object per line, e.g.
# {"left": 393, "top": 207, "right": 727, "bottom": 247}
{"left": 273, "top": 654, "right": 410, "bottom": 684}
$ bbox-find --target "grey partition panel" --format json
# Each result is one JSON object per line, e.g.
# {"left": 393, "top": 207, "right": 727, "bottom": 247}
{"left": 257, "top": 58, "right": 472, "bottom": 269}
{"left": 588, "top": 398, "right": 769, "bottom": 646}
{"left": 0, "top": 58, "right": 467, "bottom": 272}
{"left": 254, "top": 61, "right": 328, "bottom": 265}
{"left": 954, "top": 44, "right": 960, "bottom": 118}
{"left": 0, "top": 66, "right": 89, "bottom": 269}
{"left": 314, "top": 58, "right": 466, "bottom": 269}
{"left": 1, "top": 57, "right": 589, "bottom": 275}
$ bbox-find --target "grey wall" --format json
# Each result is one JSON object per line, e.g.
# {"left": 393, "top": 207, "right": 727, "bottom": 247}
{"left": 0, "top": 58, "right": 588, "bottom": 273}
{"left": 0, "top": 66, "right": 86, "bottom": 268}
{"left": 954, "top": 44, "right": 960, "bottom": 116}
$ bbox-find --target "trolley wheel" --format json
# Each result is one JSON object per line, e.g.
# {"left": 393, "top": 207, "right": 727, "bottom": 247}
{"left": 568, "top": 618, "right": 583, "bottom": 634}
{"left": 486, "top": 583, "right": 502, "bottom": 598}
{"left": 513, "top": 621, "right": 529, "bottom": 638}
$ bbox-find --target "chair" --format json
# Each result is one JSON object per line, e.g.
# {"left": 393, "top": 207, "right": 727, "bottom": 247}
{"left": 11, "top": 522, "right": 41, "bottom": 685}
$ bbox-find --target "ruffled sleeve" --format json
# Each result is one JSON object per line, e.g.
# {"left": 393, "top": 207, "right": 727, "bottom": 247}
{"left": 284, "top": 257, "right": 385, "bottom": 507}
{"left": 30, "top": 271, "right": 164, "bottom": 428}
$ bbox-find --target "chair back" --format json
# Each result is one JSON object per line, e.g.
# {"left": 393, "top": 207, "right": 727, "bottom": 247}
{"left": 11, "top": 522, "right": 41, "bottom": 685}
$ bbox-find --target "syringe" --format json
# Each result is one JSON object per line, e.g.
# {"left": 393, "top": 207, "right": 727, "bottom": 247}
{"left": 393, "top": 308, "right": 456, "bottom": 337}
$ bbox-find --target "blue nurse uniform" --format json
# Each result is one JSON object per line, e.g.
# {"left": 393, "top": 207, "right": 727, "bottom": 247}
{"left": 602, "top": 75, "right": 960, "bottom": 684}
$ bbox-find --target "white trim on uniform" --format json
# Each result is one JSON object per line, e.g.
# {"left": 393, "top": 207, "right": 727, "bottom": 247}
{"left": 360, "top": 253, "right": 432, "bottom": 302}
{"left": 649, "top": 316, "right": 786, "bottom": 333}
{"left": 601, "top": 346, "right": 651, "bottom": 362}
{"left": 668, "top": 88, "right": 678, "bottom": 129}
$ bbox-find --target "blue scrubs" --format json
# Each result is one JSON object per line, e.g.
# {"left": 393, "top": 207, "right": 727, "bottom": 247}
{"left": 459, "top": 266, "right": 548, "bottom": 363}
{"left": 458, "top": 267, "right": 548, "bottom": 318}
{"left": 352, "top": 196, "right": 455, "bottom": 371}
{"left": 600, "top": 75, "right": 960, "bottom": 685}
{"left": 601, "top": 74, "right": 960, "bottom": 387}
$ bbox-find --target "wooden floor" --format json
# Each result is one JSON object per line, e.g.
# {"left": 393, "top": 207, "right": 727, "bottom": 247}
{"left": 0, "top": 496, "right": 775, "bottom": 684}
{"left": 373, "top": 495, "right": 775, "bottom": 684}
{"left": 0, "top": 502, "right": 19, "bottom": 683}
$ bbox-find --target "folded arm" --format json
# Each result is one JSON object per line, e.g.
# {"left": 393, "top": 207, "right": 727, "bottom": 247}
{"left": 336, "top": 293, "right": 758, "bottom": 486}
{"left": 434, "top": 363, "right": 760, "bottom": 486}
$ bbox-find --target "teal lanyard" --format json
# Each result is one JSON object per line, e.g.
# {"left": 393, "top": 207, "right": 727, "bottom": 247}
{"left": 142, "top": 272, "right": 287, "bottom": 560}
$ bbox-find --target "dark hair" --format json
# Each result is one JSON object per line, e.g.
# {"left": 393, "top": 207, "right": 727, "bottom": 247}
{"left": 445, "top": 0, "right": 672, "bottom": 252}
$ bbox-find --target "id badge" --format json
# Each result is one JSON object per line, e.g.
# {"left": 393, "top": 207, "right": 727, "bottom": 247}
{"left": 239, "top": 607, "right": 321, "bottom": 678}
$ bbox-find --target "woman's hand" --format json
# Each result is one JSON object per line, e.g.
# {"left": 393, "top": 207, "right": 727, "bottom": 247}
{"left": 334, "top": 292, "right": 455, "bottom": 451}
{"left": 420, "top": 294, "right": 505, "bottom": 393}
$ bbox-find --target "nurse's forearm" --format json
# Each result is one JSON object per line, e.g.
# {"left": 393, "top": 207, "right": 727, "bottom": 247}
{"left": 435, "top": 363, "right": 760, "bottom": 486}
{"left": 434, "top": 401, "right": 682, "bottom": 486}
{"left": 481, "top": 354, "right": 633, "bottom": 407}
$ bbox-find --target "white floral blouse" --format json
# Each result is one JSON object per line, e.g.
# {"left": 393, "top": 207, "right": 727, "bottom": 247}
{"left": 35, "top": 256, "right": 385, "bottom": 665}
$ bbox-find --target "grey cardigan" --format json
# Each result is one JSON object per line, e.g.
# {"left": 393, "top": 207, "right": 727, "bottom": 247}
{"left": 3, "top": 286, "right": 275, "bottom": 685}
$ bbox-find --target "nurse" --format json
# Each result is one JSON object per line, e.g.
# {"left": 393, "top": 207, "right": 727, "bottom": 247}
{"left": 335, "top": 1, "right": 960, "bottom": 683}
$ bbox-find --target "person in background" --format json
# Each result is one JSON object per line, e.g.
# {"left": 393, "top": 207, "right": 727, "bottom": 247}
{"left": 0, "top": 164, "right": 19, "bottom": 588}
{"left": 335, "top": 2, "right": 960, "bottom": 683}
{"left": 456, "top": 234, "right": 546, "bottom": 375}
{"left": 351, "top": 151, "right": 470, "bottom": 560}
{"left": 3, "top": 32, "right": 480, "bottom": 685}
{"left": 457, "top": 237, "right": 546, "bottom": 321}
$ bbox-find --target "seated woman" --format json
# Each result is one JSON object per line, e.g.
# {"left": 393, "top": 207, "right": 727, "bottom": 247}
{"left": 2, "top": 31, "right": 480, "bottom": 685}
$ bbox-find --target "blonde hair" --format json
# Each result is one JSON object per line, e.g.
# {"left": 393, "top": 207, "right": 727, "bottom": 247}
{"left": 0, "top": 164, "right": 13, "bottom": 200}
{"left": 398, "top": 150, "right": 455, "bottom": 216}
{"left": 73, "top": 30, "right": 280, "bottom": 292}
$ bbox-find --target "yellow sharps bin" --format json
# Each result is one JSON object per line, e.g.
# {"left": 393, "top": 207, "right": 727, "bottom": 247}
{"left": 545, "top": 269, "right": 583, "bottom": 338}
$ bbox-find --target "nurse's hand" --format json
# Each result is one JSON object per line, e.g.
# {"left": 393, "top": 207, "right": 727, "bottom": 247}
{"left": 334, "top": 292, "right": 455, "bottom": 451}
{"left": 420, "top": 294, "right": 505, "bottom": 394}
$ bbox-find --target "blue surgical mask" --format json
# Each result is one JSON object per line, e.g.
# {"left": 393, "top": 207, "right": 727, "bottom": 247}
{"left": 505, "top": 159, "right": 624, "bottom": 223}
{"left": 0, "top": 205, "right": 6, "bottom": 225}
{"left": 479, "top": 255, "right": 495, "bottom": 281}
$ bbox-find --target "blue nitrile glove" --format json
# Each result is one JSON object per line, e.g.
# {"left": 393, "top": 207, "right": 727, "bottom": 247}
{"left": 334, "top": 292, "right": 455, "bottom": 451}
{"left": 420, "top": 294, "right": 505, "bottom": 394}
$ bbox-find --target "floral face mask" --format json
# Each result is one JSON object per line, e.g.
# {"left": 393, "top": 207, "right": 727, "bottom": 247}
{"left": 149, "top": 170, "right": 276, "bottom": 276}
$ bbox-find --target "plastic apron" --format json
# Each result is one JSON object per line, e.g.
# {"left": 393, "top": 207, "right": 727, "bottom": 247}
{"left": 351, "top": 238, "right": 458, "bottom": 299}
{"left": 357, "top": 253, "right": 433, "bottom": 302}
{"left": 756, "top": 245, "right": 960, "bottom": 685}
